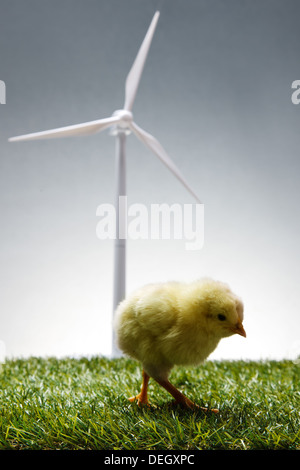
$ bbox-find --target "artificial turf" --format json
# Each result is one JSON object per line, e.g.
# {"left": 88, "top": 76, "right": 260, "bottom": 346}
{"left": 0, "top": 356, "right": 299, "bottom": 450}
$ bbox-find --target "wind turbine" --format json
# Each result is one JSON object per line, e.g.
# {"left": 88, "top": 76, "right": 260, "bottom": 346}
{"left": 9, "top": 11, "right": 200, "bottom": 357}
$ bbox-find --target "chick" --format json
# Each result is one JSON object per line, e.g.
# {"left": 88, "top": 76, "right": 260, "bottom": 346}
{"left": 114, "top": 278, "right": 246, "bottom": 411}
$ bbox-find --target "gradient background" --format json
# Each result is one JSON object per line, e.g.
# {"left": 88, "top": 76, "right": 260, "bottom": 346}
{"left": 1, "top": 0, "right": 300, "bottom": 361}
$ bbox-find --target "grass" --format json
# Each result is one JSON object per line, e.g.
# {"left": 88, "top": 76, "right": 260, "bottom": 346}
{"left": 0, "top": 356, "right": 299, "bottom": 450}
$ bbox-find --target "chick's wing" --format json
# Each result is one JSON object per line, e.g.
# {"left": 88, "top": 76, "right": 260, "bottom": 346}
{"left": 133, "top": 284, "right": 180, "bottom": 337}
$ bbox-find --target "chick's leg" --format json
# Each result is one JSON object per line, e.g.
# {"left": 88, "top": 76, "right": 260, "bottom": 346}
{"left": 128, "top": 369, "right": 150, "bottom": 406}
{"left": 155, "top": 378, "right": 195, "bottom": 409}
{"left": 155, "top": 378, "right": 219, "bottom": 413}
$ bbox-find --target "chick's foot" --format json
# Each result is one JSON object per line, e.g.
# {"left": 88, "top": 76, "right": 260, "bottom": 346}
{"left": 199, "top": 406, "right": 219, "bottom": 414}
{"left": 128, "top": 369, "right": 150, "bottom": 406}
{"left": 128, "top": 393, "right": 150, "bottom": 407}
{"left": 173, "top": 395, "right": 199, "bottom": 410}
{"left": 174, "top": 397, "right": 219, "bottom": 413}
{"left": 155, "top": 377, "right": 219, "bottom": 413}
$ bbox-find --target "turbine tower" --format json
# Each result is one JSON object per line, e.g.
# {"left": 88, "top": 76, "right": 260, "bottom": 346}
{"left": 9, "top": 11, "right": 200, "bottom": 357}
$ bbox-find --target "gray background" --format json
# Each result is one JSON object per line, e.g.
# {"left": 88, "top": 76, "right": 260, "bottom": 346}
{"left": 0, "top": 0, "right": 299, "bottom": 360}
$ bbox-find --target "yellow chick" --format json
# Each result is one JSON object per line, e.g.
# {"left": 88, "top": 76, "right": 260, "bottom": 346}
{"left": 114, "top": 278, "right": 246, "bottom": 411}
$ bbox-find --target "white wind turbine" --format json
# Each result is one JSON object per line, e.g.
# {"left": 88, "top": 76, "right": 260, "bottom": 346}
{"left": 9, "top": 11, "right": 200, "bottom": 357}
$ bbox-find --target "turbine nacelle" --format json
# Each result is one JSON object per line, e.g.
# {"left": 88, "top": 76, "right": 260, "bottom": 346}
{"left": 110, "top": 109, "right": 133, "bottom": 136}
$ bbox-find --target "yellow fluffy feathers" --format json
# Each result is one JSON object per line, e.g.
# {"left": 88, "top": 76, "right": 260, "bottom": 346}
{"left": 114, "top": 278, "right": 245, "bottom": 410}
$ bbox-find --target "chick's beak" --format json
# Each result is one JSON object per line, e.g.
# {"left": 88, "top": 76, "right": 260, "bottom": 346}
{"left": 231, "top": 321, "right": 246, "bottom": 338}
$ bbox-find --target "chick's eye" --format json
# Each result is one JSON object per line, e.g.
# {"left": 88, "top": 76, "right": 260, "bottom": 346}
{"left": 217, "top": 314, "right": 226, "bottom": 321}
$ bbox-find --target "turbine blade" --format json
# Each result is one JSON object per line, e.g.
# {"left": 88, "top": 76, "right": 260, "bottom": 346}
{"left": 124, "top": 11, "right": 160, "bottom": 111}
{"left": 8, "top": 116, "right": 120, "bottom": 142}
{"left": 130, "top": 121, "right": 201, "bottom": 203}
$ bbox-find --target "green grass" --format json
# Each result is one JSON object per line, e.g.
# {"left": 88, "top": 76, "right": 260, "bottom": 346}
{"left": 0, "top": 356, "right": 299, "bottom": 450}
